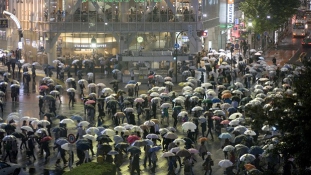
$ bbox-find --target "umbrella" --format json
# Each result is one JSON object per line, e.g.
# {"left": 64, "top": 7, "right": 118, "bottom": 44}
{"left": 144, "top": 121, "right": 155, "bottom": 126}
{"left": 97, "top": 83, "right": 106, "bottom": 87}
{"left": 115, "top": 142, "right": 129, "bottom": 149}
{"left": 96, "top": 135, "right": 113, "bottom": 142}
{"left": 248, "top": 169, "right": 263, "bottom": 175}
{"left": 85, "top": 100, "right": 96, "bottom": 105}
{"left": 149, "top": 146, "right": 162, "bottom": 152}
{"left": 66, "top": 88, "right": 76, "bottom": 92}
{"left": 3, "top": 135, "right": 17, "bottom": 141}
{"left": 71, "top": 115, "right": 83, "bottom": 121}
{"left": 114, "top": 126, "right": 126, "bottom": 132}
{"left": 229, "top": 119, "right": 240, "bottom": 126}
{"left": 102, "top": 88, "right": 113, "bottom": 94}
{"left": 164, "top": 132, "right": 178, "bottom": 139}
{"left": 212, "top": 97, "right": 221, "bottom": 103}
{"left": 60, "top": 119, "right": 75, "bottom": 124}
{"left": 52, "top": 127, "right": 65, "bottom": 133}
{"left": 101, "top": 129, "right": 115, "bottom": 137}
{"left": 235, "top": 144, "right": 249, "bottom": 154}
{"left": 41, "top": 136, "right": 52, "bottom": 142}
{"left": 198, "top": 116, "right": 207, "bottom": 123}
{"left": 219, "top": 133, "right": 232, "bottom": 139}
{"left": 127, "top": 135, "right": 140, "bottom": 144}
{"left": 76, "top": 139, "right": 91, "bottom": 150}
{"left": 160, "top": 103, "right": 171, "bottom": 108}
{"left": 127, "top": 146, "right": 141, "bottom": 154}
{"left": 170, "top": 147, "right": 181, "bottom": 153}
{"left": 114, "top": 112, "right": 125, "bottom": 118}
{"left": 83, "top": 134, "right": 96, "bottom": 141}
{"left": 78, "top": 121, "right": 90, "bottom": 127}
{"left": 234, "top": 134, "right": 247, "bottom": 144}
{"left": 176, "top": 149, "right": 191, "bottom": 157}
{"left": 21, "top": 126, "right": 33, "bottom": 132}
{"left": 198, "top": 137, "right": 208, "bottom": 143}
{"left": 240, "top": 154, "right": 256, "bottom": 162}
{"left": 113, "top": 135, "right": 124, "bottom": 144}
{"left": 221, "top": 120, "right": 230, "bottom": 125}
{"left": 107, "top": 150, "right": 119, "bottom": 155}
{"left": 223, "top": 145, "right": 235, "bottom": 152}
{"left": 234, "top": 126, "right": 247, "bottom": 133}
{"left": 249, "top": 146, "right": 264, "bottom": 155}
{"left": 132, "top": 140, "right": 147, "bottom": 147}
{"left": 66, "top": 78, "right": 75, "bottom": 83}
{"left": 146, "top": 134, "right": 159, "bottom": 139}
{"left": 192, "top": 106, "right": 203, "bottom": 112}
{"left": 218, "top": 159, "right": 233, "bottom": 168}
{"left": 144, "top": 139, "right": 154, "bottom": 146}
{"left": 182, "top": 122, "right": 197, "bottom": 131}
{"left": 134, "top": 98, "right": 145, "bottom": 103}
{"left": 86, "top": 127, "right": 99, "bottom": 135}
{"left": 11, "top": 132, "right": 25, "bottom": 139}
{"left": 229, "top": 113, "right": 243, "bottom": 120}
{"left": 38, "top": 120, "right": 51, "bottom": 127}
{"left": 161, "top": 152, "right": 175, "bottom": 158}
{"left": 188, "top": 148, "right": 199, "bottom": 154}
{"left": 78, "top": 79, "right": 87, "bottom": 85}
{"left": 56, "top": 138, "right": 69, "bottom": 146}
{"left": 244, "top": 130, "right": 256, "bottom": 136}
{"left": 150, "top": 92, "right": 160, "bottom": 97}
{"left": 244, "top": 164, "right": 256, "bottom": 171}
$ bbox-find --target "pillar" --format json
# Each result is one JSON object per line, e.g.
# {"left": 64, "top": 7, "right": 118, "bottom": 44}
{"left": 206, "top": 27, "right": 220, "bottom": 51}
{"left": 47, "top": 43, "right": 56, "bottom": 65}
{"left": 188, "top": 32, "right": 202, "bottom": 54}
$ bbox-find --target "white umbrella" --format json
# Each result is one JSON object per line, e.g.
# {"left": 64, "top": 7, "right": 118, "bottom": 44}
{"left": 160, "top": 103, "right": 171, "bottom": 108}
{"left": 83, "top": 134, "right": 96, "bottom": 141}
{"left": 150, "top": 92, "right": 160, "bottom": 97}
{"left": 20, "top": 116, "right": 30, "bottom": 121}
{"left": 38, "top": 120, "right": 50, "bottom": 127}
{"left": 229, "top": 119, "right": 240, "bottom": 126}
{"left": 240, "top": 154, "right": 256, "bottom": 162}
{"left": 182, "top": 122, "right": 197, "bottom": 131}
{"left": 86, "top": 127, "right": 99, "bottom": 135}
{"left": 178, "top": 111, "right": 188, "bottom": 117}
{"left": 60, "top": 119, "right": 74, "bottom": 124}
{"left": 244, "top": 129, "right": 256, "bottom": 136}
{"left": 114, "top": 126, "right": 126, "bottom": 132}
{"left": 146, "top": 134, "right": 159, "bottom": 139}
{"left": 67, "top": 88, "right": 76, "bottom": 92}
{"left": 78, "top": 79, "right": 87, "bottom": 84}
{"left": 144, "top": 120, "right": 155, "bottom": 126}
{"left": 229, "top": 113, "right": 243, "bottom": 120}
{"left": 192, "top": 106, "right": 203, "bottom": 112}
{"left": 102, "top": 88, "right": 113, "bottom": 94}
{"left": 78, "top": 121, "right": 90, "bottom": 127}
{"left": 218, "top": 159, "right": 233, "bottom": 168}
{"left": 223, "top": 145, "right": 235, "bottom": 152}
{"left": 134, "top": 98, "right": 145, "bottom": 103}
{"left": 101, "top": 129, "right": 115, "bottom": 136}
{"left": 21, "top": 126, "right": 33, "bottom": 132}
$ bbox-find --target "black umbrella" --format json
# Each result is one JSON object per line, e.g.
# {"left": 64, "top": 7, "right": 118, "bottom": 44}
{"left": 56, "top": 115, "right": 67, "bottom": 120}
{"left": 127, "top": 146, "right": 141, "bottom": 154}
{"left": 183, "top": 138, "right": 194, "bottom": 145}
{"left": 96, "top": 135, "right": 112, "bottom": 142}
{"left": 76, "top": 139, "right": 91, "bottom": 150}
{"left": 43, "top": 95, "right": 55, "bottom": 101}
{"left": 4, "top": 124, "right": 16, "bottom": 131}
{"left": 115, "top": 142, "right": 129, "bottom": 149}
{"left": 234, "top": 134, "right": 247, "bottom": 144}
{"left": 11, "top": 132, "right": 25, "bottom": 139}
{"left": 98, "top": 144, "right": 112, "bottom": 153}
{"left": 52, "top": 127, "right": 65, "bottom": 133}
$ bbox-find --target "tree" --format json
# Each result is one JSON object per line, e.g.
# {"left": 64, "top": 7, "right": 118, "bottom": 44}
{"left": 245, "top": 59, "right": 311, "bottom": 174}
{"left": 240, "top": 0, "right": 300, "bottom": 33}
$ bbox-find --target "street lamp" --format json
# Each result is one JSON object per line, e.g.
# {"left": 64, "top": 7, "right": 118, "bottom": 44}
{"left": 230, "top": 46, "right": 234, "bottom": 85}
{"left": 91, "top": 36, "right": 97, "bottom": 83}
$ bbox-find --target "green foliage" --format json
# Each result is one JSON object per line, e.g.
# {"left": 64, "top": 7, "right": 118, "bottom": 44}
{"left": 251, "top": 59, "right": 311, "bottom": 174}
{"left": 64, "top": 162, "right": 116, "bottom": 175}
{"left": 240, "top": 0, "right": 300, "bottom": 33}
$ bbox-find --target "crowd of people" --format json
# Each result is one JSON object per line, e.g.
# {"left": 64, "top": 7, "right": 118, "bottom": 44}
{"left": 0, "top": 47, "right": 301, "bottom": 175}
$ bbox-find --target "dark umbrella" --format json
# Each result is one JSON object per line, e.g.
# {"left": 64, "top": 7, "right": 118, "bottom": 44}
{"left": 98, "top": 143, "right": 112, "bottom": 153}
{"left": 56, "top": 138, "right": 69, "bottom": 145}
{"left": 110, "top": 80, "right": 119, "bottom": 84}
{"left": 132, "top": 140, "right": 147, "bottom": 147}
{"left": 4, "top": 124, "right": 16, "bottom": 131}
{"left": 234, "top": 134, "right": 247, "bottom": 144}
{"left": 11, "top": 132, "right": 25, "bottom": 139}
{"left": 227, "top": 107, "right": 237, "bottom": 113}
{"left": 235, "top": 144, "right": 249, "bottom": 156}
{"left": 248, "top": 169, "right": 263, "bottom": 175}
{"left": 183, "top": 138, "right": 194, "bottom": 145}
{"left": 127, "top": 146, "right": 141, "bottom": 154}
{"left": 249, "top": 146, "right": 264, "bottom": 155}
{"left": 56, "top": 115, "right": 67, "bottom": 120}
{"left": 48, "top": 65, "right": 55, "bottom": 69}
{"left": 76, "top": 139, "right": 91, "bottom": 150}
{"left": 43, "top": 95, "right": 55, "bottom": 101}
{"left": 52, "top": 127, "right": 65, "bottom": 133}
{"left": 176, "top": 149, "right": 191, "bottom": 157}
{"left": 96, "top": 135, "right": 112, "bottom": 142}
{"left": 115, "top": 142, "right": 129, "bottom": 149}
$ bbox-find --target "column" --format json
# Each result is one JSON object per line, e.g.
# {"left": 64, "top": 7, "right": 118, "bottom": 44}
{"left": 207, "top": 27, "right": 220, "bottom": 50}
{"left": 46, "top": 39, "right": 56, "bottom": 65}
{"left": 187, "top": 32, "right": 202, "bottom": 54}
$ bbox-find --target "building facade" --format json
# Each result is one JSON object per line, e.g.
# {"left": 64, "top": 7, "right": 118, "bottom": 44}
{"left": 5, "top": 0, "right": 221, "bottom": 65}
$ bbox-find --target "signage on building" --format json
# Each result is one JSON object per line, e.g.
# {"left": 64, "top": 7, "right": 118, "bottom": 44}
{"left": 227, "top": 0, "right": 234, "bottom": 24}
{"left": 0, "top": 19, "right": 8, "bottom": 28}
{"left": 74, "top": 44, "right": 107, "bottom": 49}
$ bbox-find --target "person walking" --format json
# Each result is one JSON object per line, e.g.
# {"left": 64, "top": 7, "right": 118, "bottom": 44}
{"left": 134, "top": 83, "right": 139, "bottom": 97}
{"left": 68, "top": 91, "right": 75, "bottom": 107}
{"left": 27, "top": 137, "right": 36, "bottom": 161}
{"left": 206, "top": 115, "right": 214, "bottom": 141}
{"left": 3, "top": 141, "right": 12, "bottom": 162}
{"left": 202, "top": 152, "right": 213, "bottom": 175}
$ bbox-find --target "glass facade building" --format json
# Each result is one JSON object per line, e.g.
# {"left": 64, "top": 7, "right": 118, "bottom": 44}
{"left": 5, "top": 0, "right": 220, "bottom": 64}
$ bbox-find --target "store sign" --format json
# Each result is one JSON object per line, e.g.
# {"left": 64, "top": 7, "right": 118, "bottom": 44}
{"left": 227, "top": 0, "right": 234, "bottom": 24}
{"left": 74, "top": 44, "right": 106, "bottom": 49}
{"left": 82, "top": 0, "right": 161, "bottom": 2}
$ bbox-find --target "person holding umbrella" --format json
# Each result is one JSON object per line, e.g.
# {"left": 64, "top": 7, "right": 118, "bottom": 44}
{"left": 134, "top": 83, "right": 139, "bottom": 97}
{"left": 27, "top": 136, "right": 36, "bottom": 161}
{"left": 131, "top": 153, "right": 141, "bottom": 175}
{"left": 3, "top": 141, "right": 12, "bottom": 162}
{"left": 150, "top": 150, "right": 158, "bottom": 173}
{"left": 68, "top": 90, "right": 75, "bottom": 107}
{"left": 202, "top": 152, "right": 213, "bottom": 175}
{"left": 53, "top": 143, "right": 67, "bottom": 166}
{"left": 20, "top": 129, "right": 28, "bottom": 150}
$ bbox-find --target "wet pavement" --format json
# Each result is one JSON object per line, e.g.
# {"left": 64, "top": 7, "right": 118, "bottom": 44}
{"left": 0, "top": 46, "right": 295, "bottom": 175}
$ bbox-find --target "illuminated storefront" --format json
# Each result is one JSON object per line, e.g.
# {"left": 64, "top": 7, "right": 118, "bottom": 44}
{"left": 6, "top": 0, "right": 220, "bottom": 64}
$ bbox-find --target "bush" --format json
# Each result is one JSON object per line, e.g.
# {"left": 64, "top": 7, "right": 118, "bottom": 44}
{"left": 64, "top": 162, "right": 116, "bottom": 175}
